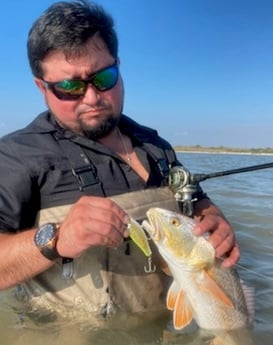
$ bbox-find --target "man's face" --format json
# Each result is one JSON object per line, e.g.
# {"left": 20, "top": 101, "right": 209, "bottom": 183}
{"left": 35, "top": 36, "right": 124, "bottom": 139}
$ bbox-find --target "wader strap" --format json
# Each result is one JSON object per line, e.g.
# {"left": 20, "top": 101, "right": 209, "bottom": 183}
{"left": 140, "top": 143, "right": 171, "bottom": 180}
{"left": 53, "top": 136, "right": 104, "bottom": 278}
{"left": 56, "top": 137, "right": 102, "bottom": 192}
{"left": 55, "top": 133, "right": 173, "bottom": 192}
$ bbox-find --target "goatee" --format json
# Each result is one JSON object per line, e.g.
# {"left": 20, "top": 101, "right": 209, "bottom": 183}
{"left": 82, "top": 116, "right": 120, "bottom": 140}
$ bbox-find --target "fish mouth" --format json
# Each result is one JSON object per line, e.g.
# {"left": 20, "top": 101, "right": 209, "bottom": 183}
{"left": 143, "top": 208, "right": 164, "bottom": 242}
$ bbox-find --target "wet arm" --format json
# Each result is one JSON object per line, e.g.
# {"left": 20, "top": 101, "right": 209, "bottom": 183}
{"left": 0, "top": 231, "right": 53, "bottom": 290}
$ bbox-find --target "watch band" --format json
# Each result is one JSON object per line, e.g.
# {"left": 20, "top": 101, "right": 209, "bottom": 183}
{"left": 40, "top": 245, "right": 61, "bottom": 261}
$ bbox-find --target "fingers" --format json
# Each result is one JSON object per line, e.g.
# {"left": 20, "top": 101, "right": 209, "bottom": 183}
{"left": 193, "top": 214, "right": 240, "bottom": 268}
{"left": 85, "top": 213, "right": 128, "bottom": 247}
{"left": 57, "top": 196, "right": 130, "bottom": 258}
{"left": 221, "top": 241, "right": 240, "bottom": 268}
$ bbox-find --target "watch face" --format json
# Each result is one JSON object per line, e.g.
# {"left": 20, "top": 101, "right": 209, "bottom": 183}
{"left": 35, "top": 223, "right": 56, "bottom": 246}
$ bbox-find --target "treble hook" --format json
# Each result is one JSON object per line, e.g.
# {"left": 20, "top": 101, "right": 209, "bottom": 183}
{"left": 144, "top": 256, "right": 156, "bottom": 273}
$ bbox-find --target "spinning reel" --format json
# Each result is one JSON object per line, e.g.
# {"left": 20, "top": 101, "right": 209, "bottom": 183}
{"left": 169, "top": 162, "right": 273, "bottom": 216}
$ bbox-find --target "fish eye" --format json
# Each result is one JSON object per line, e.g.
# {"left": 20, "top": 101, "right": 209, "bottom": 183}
{"left": 170, "top": 217, "right": 180, "bottom": 227}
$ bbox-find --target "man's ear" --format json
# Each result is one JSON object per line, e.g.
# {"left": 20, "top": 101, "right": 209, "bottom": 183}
{"left": 34, "top": 78, "right": 46, "bottom": 94}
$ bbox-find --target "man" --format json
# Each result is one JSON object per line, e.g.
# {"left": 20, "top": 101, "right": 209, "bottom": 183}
{"left": 0, "top": 0, "right": 238, "bottom": 323}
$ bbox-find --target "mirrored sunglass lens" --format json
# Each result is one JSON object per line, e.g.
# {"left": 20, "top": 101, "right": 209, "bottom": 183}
{"left": 92, "top": 66, "right": 118, "bottom": 91}
{"left": 47, "top": 65, "right": 118, "bottom": 100}
{"left": 55, "top": 80, "right": 86, "bottom": 95}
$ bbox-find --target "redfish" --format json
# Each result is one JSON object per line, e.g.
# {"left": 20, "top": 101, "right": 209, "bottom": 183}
{"left": 142, "top": 208, "right": 254, "bottom": 331}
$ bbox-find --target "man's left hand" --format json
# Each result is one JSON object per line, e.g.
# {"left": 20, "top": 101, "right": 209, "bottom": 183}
{"left": 193, "top": 213, "right": 240, "bottom": 268}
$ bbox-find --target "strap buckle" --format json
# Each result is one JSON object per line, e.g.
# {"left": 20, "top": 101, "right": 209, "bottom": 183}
{"left": 72, "top": 165, "right": 99, "bottom": 191}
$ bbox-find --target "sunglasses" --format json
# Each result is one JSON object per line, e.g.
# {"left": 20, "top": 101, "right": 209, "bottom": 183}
{"left": 42, "top": 63, "right": 119, "bottom": 101}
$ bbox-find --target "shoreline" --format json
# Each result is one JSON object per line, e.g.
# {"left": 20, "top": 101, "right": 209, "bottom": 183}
{"left": 175, "top": 150, "right": 273, "bottom": 156}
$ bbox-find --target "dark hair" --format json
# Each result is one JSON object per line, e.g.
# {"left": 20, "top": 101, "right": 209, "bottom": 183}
{"left": 27, "top": 0, "right": 118, "bottom": 78}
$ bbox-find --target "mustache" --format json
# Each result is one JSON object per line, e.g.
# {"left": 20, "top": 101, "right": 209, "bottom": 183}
{"left": 77, "top": 102, "right": 110, "bottom": 115}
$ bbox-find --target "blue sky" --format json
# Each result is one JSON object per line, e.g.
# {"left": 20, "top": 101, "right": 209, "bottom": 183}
{"left": 1, "top": 0, "right": 273, "bottom": 148}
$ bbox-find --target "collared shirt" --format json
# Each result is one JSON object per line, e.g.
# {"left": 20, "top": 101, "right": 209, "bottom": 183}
{"left": 0, "top": 112, "right": 180, "bottom": 232}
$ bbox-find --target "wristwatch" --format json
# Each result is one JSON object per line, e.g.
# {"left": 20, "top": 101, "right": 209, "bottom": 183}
{"left": 34, "top": 223, "right": 61, "bottom": 260}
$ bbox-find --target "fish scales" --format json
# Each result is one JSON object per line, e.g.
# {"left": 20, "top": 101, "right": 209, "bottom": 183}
{"left": 143, "top": 207, "right": 254, "bottom": 331}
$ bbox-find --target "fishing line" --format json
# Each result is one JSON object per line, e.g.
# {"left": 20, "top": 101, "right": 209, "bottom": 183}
{"left": 236, "top": 263, "right": 273, "bottom": 281}
{"left": 217, "top": 257, "right": 271, "bottom": 281}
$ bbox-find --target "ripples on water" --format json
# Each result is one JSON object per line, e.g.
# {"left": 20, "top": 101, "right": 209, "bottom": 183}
{"left": 0, "top": 153, "right": 272, "bottom": 344}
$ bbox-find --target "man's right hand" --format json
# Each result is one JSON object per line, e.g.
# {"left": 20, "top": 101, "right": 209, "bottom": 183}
{"left": 56, "top": 196, "right": 130, "bottom": 258}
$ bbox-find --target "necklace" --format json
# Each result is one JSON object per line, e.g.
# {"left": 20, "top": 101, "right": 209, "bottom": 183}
{"left": 117, "top": 128, "right": 132, "bottom": 164}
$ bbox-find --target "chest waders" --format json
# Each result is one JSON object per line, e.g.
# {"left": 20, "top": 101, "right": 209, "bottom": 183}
{"left": 15, "top": 129, "right": 183, "bottom": 325}
{"left": 17, "top": 187, "right": 180, "bottom": 325}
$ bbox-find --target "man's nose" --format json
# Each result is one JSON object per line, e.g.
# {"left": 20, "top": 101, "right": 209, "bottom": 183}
{"left": 81, "top": 84, "right": 102, "bottom": 104}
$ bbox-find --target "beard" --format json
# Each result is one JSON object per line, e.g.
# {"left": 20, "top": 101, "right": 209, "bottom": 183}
{"left": 81, "top": 114, "right": 120, "bottom": 140}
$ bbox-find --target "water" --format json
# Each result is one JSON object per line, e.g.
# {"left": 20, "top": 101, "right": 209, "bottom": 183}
{"left": 1, "top": 152, "right": 272, "bottom": 344}
{"left": 178, "top": 152, "right": 273, "bottom": 344}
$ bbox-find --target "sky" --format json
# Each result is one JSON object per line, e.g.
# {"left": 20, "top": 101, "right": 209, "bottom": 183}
{"left": 1, "top": 0, "right": 273, "bottom": 148}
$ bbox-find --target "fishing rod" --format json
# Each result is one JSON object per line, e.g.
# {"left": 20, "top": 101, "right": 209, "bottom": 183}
{"left": 169, "top": 161, "right": 273, "bottom": 216}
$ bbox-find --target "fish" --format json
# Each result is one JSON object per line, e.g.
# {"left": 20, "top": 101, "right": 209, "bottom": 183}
{"left": 142, "top": 207, "right": 255, "bottom": 331}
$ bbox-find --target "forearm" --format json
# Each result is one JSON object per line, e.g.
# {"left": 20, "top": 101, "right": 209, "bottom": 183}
{"left": 0, "top": 196, "right": 130, "bottom": 290}
{"left": 0, "top": 231, "right": 54, "bottom": 290}
{"left": 193, "top": 197, "right": 227, "bottom": 222}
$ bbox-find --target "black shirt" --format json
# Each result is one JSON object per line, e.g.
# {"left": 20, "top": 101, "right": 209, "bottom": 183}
{"left": 0, "top": 112, "right": 180, "bottom": 231}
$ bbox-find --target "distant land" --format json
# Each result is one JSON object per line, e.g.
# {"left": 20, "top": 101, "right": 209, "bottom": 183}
{"left": 174, "top": 145, "right": 273, "bottom": 155}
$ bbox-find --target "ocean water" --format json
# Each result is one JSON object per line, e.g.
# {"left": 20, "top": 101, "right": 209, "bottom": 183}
{"left": 178, "top": 152, "right": 273, "bottom": 344}
{"left": 0, "top": 152, "right": 272, "bottom": 345}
